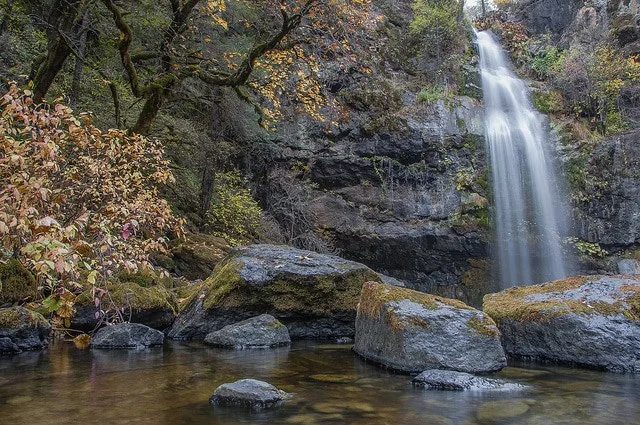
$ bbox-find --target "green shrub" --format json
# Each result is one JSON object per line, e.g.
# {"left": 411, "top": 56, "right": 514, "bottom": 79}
{"left": 205, "top": 171, "right": 262, "bottom": 245}
{"left": 417, "top": 84, "right": 448, "bottom": 103}
{"left": 531, "top": 89, "right": 564, "bottom": 114}
{"left": 529, "top": 46, "right": 565, "bottom": 79}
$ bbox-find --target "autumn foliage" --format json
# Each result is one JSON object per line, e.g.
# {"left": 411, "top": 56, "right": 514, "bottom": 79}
{"left": 0, "top": 85, "right": 184, "bottom": 322}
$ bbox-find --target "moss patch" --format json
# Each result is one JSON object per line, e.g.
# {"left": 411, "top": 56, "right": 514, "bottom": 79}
{"left": 201, "top": 260, "right": 243, "bottom": 309}
{"left": 483, "top": 276, "right": 640, "bottom": 324}
{"left": 359, "top": 281, "right": 473, "bottom": 321}
{"left": 76, "top": 282, "right": 176, "bottom": 313}
{"left": 0, "top": 259, "right": 38, "bottom": 304}
{"left": 116, "top": 268, "right": 173, "bottom": 288}
{"left": 467, "top": 315, "right": 500, "bottom": 337}
{"left": 0, "top": 307, "right": 44, "bottom": 328}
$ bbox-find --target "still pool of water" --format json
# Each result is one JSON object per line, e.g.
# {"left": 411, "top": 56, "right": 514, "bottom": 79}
{"left": 1, "top": 341, "right": 639, "bottom": 424}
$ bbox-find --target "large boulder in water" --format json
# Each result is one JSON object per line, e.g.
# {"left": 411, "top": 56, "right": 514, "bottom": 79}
{"left": 483, "top": 275, "right": 640, "bottom": 373}
{"left": 168, "top": 245, "right": 387, "bottom": 340}
{"left": 0, "top": 307, "right": 51, "bottom": 354}
{"left": 204, "top": 314, "right": 290, "bottom": 348}
{"left": 354, "top": 282, "right": 506, "bottom": 373}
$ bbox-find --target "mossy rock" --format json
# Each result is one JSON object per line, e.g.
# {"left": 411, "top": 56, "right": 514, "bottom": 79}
{"left": 483, "top": 275, "right": 640, "bottom": 372}
{"left": 0, "top": 259, "right": 38, "bottom": 305}
{"left": 167, "top": 233, "right": 232, "bottom": 280}
{"left": 72, "top": 282, "right": 177, "bottom": 331}
{"left": 168, "top": 244, "right": 386, "bottom": 340}
{"left": 0, "top": 306, "right": 51, "bottom": 354}
{"left": 353, "top": 282, "right": 506, "bottom": 374}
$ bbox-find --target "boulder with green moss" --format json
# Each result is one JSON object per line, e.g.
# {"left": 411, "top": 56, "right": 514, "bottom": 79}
{"left": 0, "top": 259, "right": 38, "bottom": 305}
{"left": 168, "top": 244, "right": 388, "bottom": 340}
{"left": 354, "top": 282, "right": 506, "bottom": 374}
{"left": 483, "top": 275, "right": 640, "bottom": 373}
{"left": 72, "top": 282, "right": 176, "bottom": 331}
{"left": 0, "top": 306, "right": 51, "bottom": 355}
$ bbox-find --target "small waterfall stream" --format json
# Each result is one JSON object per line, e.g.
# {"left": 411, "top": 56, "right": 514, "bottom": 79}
{"left": 476, "top": 30, "right": 570, "bottom": 287}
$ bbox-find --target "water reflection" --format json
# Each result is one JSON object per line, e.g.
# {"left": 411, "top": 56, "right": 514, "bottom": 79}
{"left": 0, "top": 342, "right": 638, "bottom": 424}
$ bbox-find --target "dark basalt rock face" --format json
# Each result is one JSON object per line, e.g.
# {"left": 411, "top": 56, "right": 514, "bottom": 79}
{"left": 354, "top": 282, "right": 506, "bottom": 374}
{"left": 0, "top": 307, "right": 51, "bottom": 355}
{"left": 168, "top": 245, "right": 392, "bottom": 341}
{"left": 242, "top": 0, "right": 491, "bottom": 302}
{"left": 252, "top": 98, "right": 491, "bottom": 302}
{"left": 514, "top": 0, "right": 584, "bottom": 42}
{"left": 91, "top": 323, "right": 164, "bottom": 349}
{"left": 484, "top": 275, "right": 640, "bottom": 373}
{"left": 210, "top": 379, "right": 289, "bottom": 410}
{"left": 204, "top": 314, "right": 291, "bottom": 348}
{"left": 571, "top": 131, "right": 640, "bottom": 249}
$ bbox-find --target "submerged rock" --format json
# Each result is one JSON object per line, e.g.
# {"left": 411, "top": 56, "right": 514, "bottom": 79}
{"left": 210, "top": 379, "right": 289, "bottom": 410}
{"left": 483, "top": 275, "right": 640, "bottom": 372}
{"left": 168, "top": 244, "right": 388, "bottom": 340}
{"left": 476, "top": 399, "right": 531, "bottom": 423}
{"left": 0, "top": 307, "right": 51, "bottom": 354}
{"left": 91, "top": 323, "right": 164, "bottom": 349}
{"left": 204, "top": 314, "right": 290, "bottom": 348}
{"left": 354, "top": 282, "right": 506, "bottom": 374}
{"left": 72, "top": 282, "right": 176, "bottom": 331}
{"left": 412, "top": 369, "right": 523, "bottom": 391}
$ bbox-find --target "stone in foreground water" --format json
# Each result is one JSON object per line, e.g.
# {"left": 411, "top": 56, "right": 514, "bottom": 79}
{"left": 210, "top": 379, "right": 289, "bottom": 409}
{"left": 204, "top": 314, "right": 290, "bottom": 348}
{"left": 412, "top": 369, "right": 524, "bottom": 391}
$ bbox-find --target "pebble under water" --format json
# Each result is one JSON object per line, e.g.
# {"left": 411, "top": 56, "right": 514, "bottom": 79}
{"left": 0, "top": 341, "right": 639, "bottom": 425}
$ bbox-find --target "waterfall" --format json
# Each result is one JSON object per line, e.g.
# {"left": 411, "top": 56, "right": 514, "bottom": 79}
{"left": 476, "top": 30, "right": 570, "bottom": 287}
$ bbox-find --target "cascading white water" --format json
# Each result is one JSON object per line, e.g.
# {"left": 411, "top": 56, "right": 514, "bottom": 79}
{"left": 476, "top": 30, "right": 570, "bottom": 287}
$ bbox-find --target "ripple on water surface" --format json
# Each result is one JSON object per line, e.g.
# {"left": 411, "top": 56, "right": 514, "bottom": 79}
{"left": 0, "top": 341, "right": 639, "bottom": 425}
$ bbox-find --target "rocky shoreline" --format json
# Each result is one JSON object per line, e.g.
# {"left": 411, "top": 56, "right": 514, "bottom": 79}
{"left": 2, "top": 244, "right": 639, "bottom": 378}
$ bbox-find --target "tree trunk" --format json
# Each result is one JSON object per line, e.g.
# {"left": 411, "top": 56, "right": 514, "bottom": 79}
{"left": 32, "top": 0, "right": 83, "bottom": 102}
{"left": 200, "top": 158, "right": 216, "bottom": 219}
{"left": 70, "top": 9, "right": 90, "bottom": 108}
{"left": 33, "top": 42, "right": 73, "bottom": 102}
{"left": 481, "top": 0, "right": 486, "bottom": 16}
{"left": 131, "top": 77, "right": 175, "bottom": 135}
{"left": 199, "top": 89, "right": 225, "bottom": 219}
